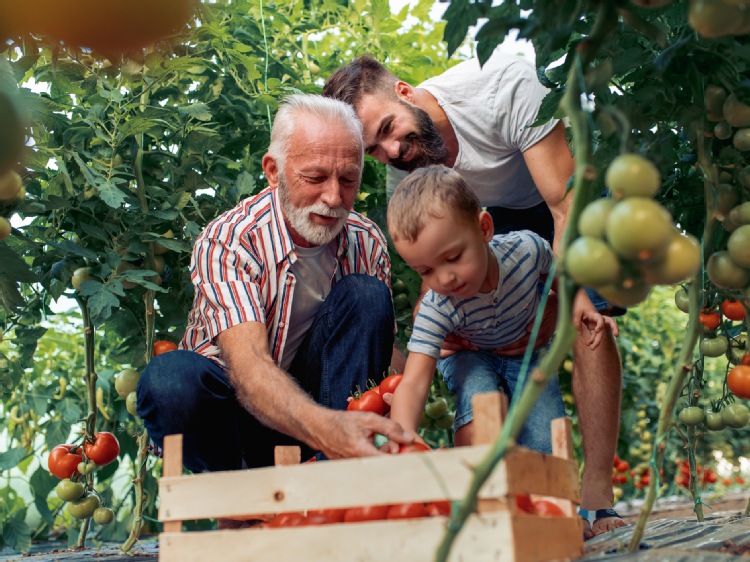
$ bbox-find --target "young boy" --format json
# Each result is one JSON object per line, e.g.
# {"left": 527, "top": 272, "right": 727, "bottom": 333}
{"left": 386, "top": 165, "right": 606, "bottom": 452}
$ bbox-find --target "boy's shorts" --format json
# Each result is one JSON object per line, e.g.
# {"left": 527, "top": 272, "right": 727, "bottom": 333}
{"left": 437, "top": 348, "right": 565, "bottom": 455}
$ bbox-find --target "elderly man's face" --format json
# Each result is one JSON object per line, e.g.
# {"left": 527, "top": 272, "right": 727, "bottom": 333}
{"left": 276, "top": 117, "right": 362, "bottom": 247}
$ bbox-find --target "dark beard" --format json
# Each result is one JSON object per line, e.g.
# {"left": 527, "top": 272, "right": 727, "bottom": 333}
{"left": 389, "top": 102, "right": 450, "bottom": 172}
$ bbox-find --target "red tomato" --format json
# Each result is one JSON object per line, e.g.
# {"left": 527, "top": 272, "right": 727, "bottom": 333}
{"left": 721, "top": 299, "right": 746, "bottom": 321}
{"left": 267, "top": 512, "right": 305, "bottom": 527}
{"left": 515, "top": 494, "right": 536, "bottom": 514}
{"left": 347, "top": 388, "right": 388, "bottom": 415}
{"left": 343, "top": 505, "right": 390, "bottom": 523}
{"left": 616, "top": 460, "right": 630, "bottom": 473}
{"left": 723, "top": 477, "right": 733, "bottom": 486}
{"left": 741, "top": 353, "right": 750, "bottom": 367}
{"left": 378, "top": 374, "right": 403, "bottom": 396}
{"left": 699, "top": 309, "right": 721, "bottom": 331}
{"left": 386, "top": 502, "right": 429, "bottom": 520}
{"left": 728, "top": 365, "right": 750, "bottom": 399}
{"left": 532, "top": 500, "right": 564, "bottom": 517}
{"left": 641, "top": 474, "right": 650, "bottom": 486}
{"left": 398, "top": 442, "right": 431, "bottom": 454}
{"left": 736, "top": 476, "right": 745, "bottom": 485}
{"left": 306, "top": 508, "right": 346, "bottom": 523}
{"left": 676, "top": 475, "right": 690, "bottom": 488}
{"left": 617, "top": 474, "right": 628, "bottom": 484}
{"left": 48, "top": 444, "right": 83, "bottom": 479}
{"left": 613, "top": 454, "right": 620, "bottom": 467}
{"left": 424, "top": 500, "right": 451, "bottom": 517}
{"left": 83, "top": 432, "right": 120, "bottom": 466}
{"left": 704, "top": 471, "right": 718, "bottom": 484}
{"left": 153, "top": 340, "right": 178, "bottom": 356}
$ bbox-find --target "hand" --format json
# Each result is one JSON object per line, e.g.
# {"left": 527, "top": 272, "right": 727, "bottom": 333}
{"left": 439, "top": 333, "right": 478, "bottom": 359}
{"left": 491, "top": 291, "right": 559, "bottom": 357}
{"left": 572, "top": 290, "right": 619, "bottom": 350}
{"left": 378, "top": 433, "right": 429, "bottom": 454}
{"left": 316, "top": 410, "right": 415, "bottom": 460}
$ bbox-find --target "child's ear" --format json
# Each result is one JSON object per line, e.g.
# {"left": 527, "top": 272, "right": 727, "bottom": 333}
{"left": 479, "top": 211, "right": 494, "bottom": 242}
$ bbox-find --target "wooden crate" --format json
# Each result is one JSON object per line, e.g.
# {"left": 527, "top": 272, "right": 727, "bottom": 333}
{"left": 157, "top": 392, "right": 584, "bottom": 562}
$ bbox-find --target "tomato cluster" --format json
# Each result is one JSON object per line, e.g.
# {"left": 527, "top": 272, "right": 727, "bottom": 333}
{"left": 566, "top": 153, "right": 700, "bottom": 307}
{"left": 674, "top": 460, "right": 718, "bottom": 489}
{"left": 347, "top": 373, "right": 403, "bottom": 415}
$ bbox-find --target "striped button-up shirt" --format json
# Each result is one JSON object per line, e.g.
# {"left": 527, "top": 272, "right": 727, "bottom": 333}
{"left": 181, "top": 186, "right": 392, "bottom": 368}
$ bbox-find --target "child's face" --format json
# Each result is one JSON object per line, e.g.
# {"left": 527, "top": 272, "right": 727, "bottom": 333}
{"left": 394, "top": 210, "right": 496, "bottom": 299}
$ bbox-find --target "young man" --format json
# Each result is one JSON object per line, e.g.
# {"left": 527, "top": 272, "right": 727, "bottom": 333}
{"left": 386, "top": 165, "right": 607, "bottom": 453}
{"left": 324, "top": 52, "right": 625, "bottom": 538}
{"left": 137, "top": 95, "right": 414, "bottom": 478}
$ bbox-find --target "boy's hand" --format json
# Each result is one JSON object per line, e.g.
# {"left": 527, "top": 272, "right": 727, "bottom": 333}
{"left": 439, "top": 333, "right": 479, "bottom": 358}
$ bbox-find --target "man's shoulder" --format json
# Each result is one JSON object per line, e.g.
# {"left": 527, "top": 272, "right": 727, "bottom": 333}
{"left": 424, "top": 51, "right": 535, "bottom": 88}
{"left": 202, "top": 188, "right": 276, "bottom": 240}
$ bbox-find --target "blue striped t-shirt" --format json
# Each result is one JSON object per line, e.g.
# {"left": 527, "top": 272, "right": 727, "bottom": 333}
{"left": 407, "top": 230, "right": 552, "bottom": 358}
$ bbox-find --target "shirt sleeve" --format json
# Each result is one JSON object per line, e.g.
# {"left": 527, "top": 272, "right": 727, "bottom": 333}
{"left": 407, "top": 292, "right": 459, "bottom": 359}
{"left": 190, "top": 236, "right": 266, "bottom": 342}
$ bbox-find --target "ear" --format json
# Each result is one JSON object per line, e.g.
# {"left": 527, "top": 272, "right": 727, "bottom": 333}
{"left": 262, "top": 153, "right": 279, "bottom": 188}
{"left": 478, "top": 211, "right": 494, "bottom": 242}
{"left": 394, "top": 80, "right": 415, "bottom": 103}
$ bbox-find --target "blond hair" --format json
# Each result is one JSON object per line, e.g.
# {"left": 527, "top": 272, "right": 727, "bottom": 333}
{"left": 387, "top": 165, "right": 481, "bottom": 243}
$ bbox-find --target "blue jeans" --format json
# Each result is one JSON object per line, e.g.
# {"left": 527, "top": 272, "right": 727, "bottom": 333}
{"left": 487, "top": 202, "right": 626, "bottom": 316}
{"left": 136, "top": 274, "right": 394, "bottom": 471}
{"left": 438, "top": 349, "right": 565, "bottom": 454}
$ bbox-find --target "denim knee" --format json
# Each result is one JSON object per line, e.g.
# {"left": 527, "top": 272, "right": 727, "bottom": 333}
{"left": 330, "top": 274, "right": 393, "bottom": 326}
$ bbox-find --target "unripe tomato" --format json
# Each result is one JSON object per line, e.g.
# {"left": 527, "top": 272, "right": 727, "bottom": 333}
{"left": 48, "top": 444, "right": 83, "bottom": 479}
{"left": 126, "top": 391, "right": 138, "bottom": 416}
{"left": 642, "top": 232, "right": 700, "bottom": 285}
{"left": 434, "top": 412, "right": 455, "bottom": 430}
{"left": 0, "top": 170, "right": 21, "bottom": 200}
{"left": 727, "top": 225, "right": 750, "bottom": 268}
{"left": 55, "top": 479, "right": 85, "bottom": 502}
{"left": 722, "top": 403, "right": 750, "bottom": 428}
{"left": 597, "top": 279, "right": 652, "bottom": 307}
{"left": 71, "top": 267, "right": 93, "bottom": 291}
{"left": 153, "top": 340, "right": 178, "bottom": 356}
{"left": 67, "top": 495, "right": 100, "bottom": 520}
{"left": 721, "top": 299, "right": 746, "bottom": 321}
{"left": 678, "top": 406, "right": 704, "bottom": 426}
{"left": 699, "top": 335, "right": 728, "bottom": 357}
{"left": 724, "top": 94, "right": 750, "bottom": 128}
{"left": 704, "top": 411, "right": 725, "bottom": 431}
{"left": 605, "top": 154, "right": 661, "bottom": 199}
{"left": 714, "top": 120, "right": 733, "bottom": 141}
{"left": 77, "top": 461, "right": 96, "bottom": 475}
{"left": 93, "top": 507, "right": 115, "bottom": 525}
{"left": 0, "top": 217, "right": 10, "bottom": 241}
{"left": 605, "top": 198, "right": 673, "bottom": 261}
{"left": 83, "top": 432, "right": 120, "bottom": 467}
{"left": 114, "top": 369, "right": 140, "bottom": 398}
{"left": 577, "top": 198, "right": 617, "bottom": 239}
{"left": 729, "top": 334, "right": 749, "bottom": 364}
{"left": 707, "top": 251, "right": 750, "bottom": 290}
{"left": 424, "top": 397, "right": 449, "bottom": 420}
{"left": 727, "top": 365, "right": 750, "bottom": 399}
{"left": 565, "top": 237, "right": 622, "bottom": 287}
{"left": 705, "top": 84, "right": 728, "bottom": 115}
{"left": 674, "top": 287, "right": 690, "bottom": 313}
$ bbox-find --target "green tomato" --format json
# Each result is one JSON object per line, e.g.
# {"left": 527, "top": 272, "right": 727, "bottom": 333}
{"left": 722, "top": 403, "right": 750, "bottom": 428}
{"left": 433, "top": 412, "right": 455, "bottom": 430}
{"left": 674, "top": 287, "right": 690, "bottom": 313}
{"left": 605, "top": 198, "right": 673, "bottom": 261}
{"left": 93, "top": 507, "right": 115, "bottom": 525}
{"left": 126, "top": 391, "right": 138, "bottom": 416}
{"left": 577, "top": 198, "right": 617, "bottom": 239}
{"left": 678, "top": 406, "right": 704, "bottom": 426}
{"left": 424, "top": 397, "right": 449, "bottom": 420}
{"left": 605, "top": 154, "right": 661, "bottom": 199}
{"left": 564, "top": 236, "right": 622, "bottom": 288}
{"left": 77, "top": 461, "right": 96, "bottom": 475}
{"left": 71, "top": 267, "right": 93, "bottom": 291}
{"left": 704, "top": 411, "right": 726, "bottom": 431}
{"left": 700, "top": 336, "right": 729, "bottom": 357}
{"left": 55, "top": 479, "right": 85, "bottom": 502}
{"left": 67, "top": 495, "right": 100, "bottom": 519}
{"left": 729, "top": 334, "right": 749, "bottom": 365}
{"left": 115, "top": 369, "right": 140, "bottom": 398}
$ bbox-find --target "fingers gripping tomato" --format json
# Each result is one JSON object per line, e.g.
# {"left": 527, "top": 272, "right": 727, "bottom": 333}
{"left": 398, "top": 442, "right": 431, "bottom": 454}
{"left": 48, "top": 444, "right": 84, "bottom": 479}
{"left": 84, "top": 432, "right": 120, "bottom": 467}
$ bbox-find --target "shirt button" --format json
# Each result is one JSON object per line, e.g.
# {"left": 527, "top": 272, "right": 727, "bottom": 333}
{"left": 285, "top": 278, "right": 292, "bottom": 285}
{"left": 493, "top": 298, "right": 499, "bottom": 303}
{"left": 279, "top": 321, "right": 285, "bottom": 328}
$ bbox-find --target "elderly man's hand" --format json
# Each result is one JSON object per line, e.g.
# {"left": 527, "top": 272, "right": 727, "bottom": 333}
{"left": 316, "top": 410, "right": 415, "bottom": 459}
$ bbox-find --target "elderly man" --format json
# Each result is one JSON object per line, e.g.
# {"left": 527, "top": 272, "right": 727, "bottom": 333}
{"left": 323, "top": 52, "right": 624, "bottom": 538}
{"left": 137, "top": 94, "right": 413, "bottom": 479}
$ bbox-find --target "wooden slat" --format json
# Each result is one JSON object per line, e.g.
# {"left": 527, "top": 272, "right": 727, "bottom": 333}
{"left": 511, "top": 513, "right": 584, "bottom": 562}
{"left": 160, "top": 512, "right": 519, "bottom": 562}
{"left": 471, "top": 392, "right": 508, "bottom": 446}
{"left": 504, "top": 448, "right": 580, "bottom": 503}
{"left": 161, "top": 435, "right": 183, "bottom": 534}
{"left": 551, "top": 417, "right": 577, "bottom": 516}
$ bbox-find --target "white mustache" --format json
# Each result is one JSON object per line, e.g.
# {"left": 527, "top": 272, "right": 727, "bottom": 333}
{"left": 307, "top": 202, "right": 349, "bottom": 219}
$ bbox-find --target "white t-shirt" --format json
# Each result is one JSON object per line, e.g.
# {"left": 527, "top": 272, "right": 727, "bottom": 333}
{"left": 281, "top": 241, "right": 337, "bottom": 370}
{"left": 387, "top": 51, "right": 558, "bottom": 209}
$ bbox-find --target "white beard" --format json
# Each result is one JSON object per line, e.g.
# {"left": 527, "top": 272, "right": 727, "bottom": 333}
{"left": 278, "top": 175, "right": 349, "bottom": 246}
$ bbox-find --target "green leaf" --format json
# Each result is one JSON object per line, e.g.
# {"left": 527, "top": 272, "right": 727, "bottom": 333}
{"left": 0, "top": 246, "right": 39, "bottom": 282}
{"left": 57, "top": 397, "right": 83, "bottom": 424}
{"left": 531, "top": 89, "right": 564, "bottom": 127}
{"left": 29, "top": 467, "right": 58, "bottom": 527}
{"left": 87, "top": 286, "right": 121, "bottom": 325}
{"left": 178, "top": 103, "right": 213, "bottom": 122}
{"left": 0, "top": 276, "right": 25, "bottom": 313}
{"left": 0, "top": 447, "right": 27, "bottom": 471}
{"left": 97, "top": 180, "right": 128, "bottom": 209}
{"left": 45, "top": 418, "right": 72, "bottom": 451}
{"left": 2, "top": 511, "right": 31, "bottom": 554}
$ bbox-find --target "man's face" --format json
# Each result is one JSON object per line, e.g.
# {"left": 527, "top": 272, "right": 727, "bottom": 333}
{"left": 274, "top": 117, "right": 362, "bottom": 247}
{"left": 357, "top": 93, "right": 449, "bottom": 172}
